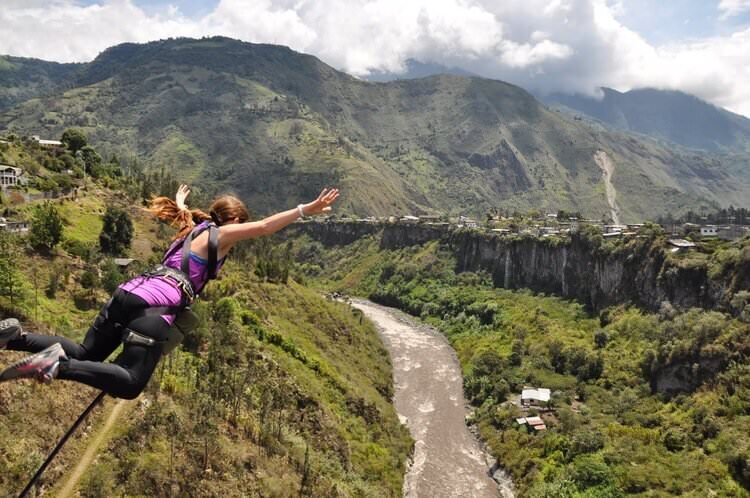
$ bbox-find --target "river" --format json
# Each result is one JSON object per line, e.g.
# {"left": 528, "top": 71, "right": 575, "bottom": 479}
{"left": 351, "top": 299, "right": 514, "bottom": 498}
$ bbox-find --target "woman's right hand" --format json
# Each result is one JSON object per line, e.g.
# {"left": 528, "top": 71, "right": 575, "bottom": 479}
{"left": 303, "top": 188, "right": 340, "bottom": 216}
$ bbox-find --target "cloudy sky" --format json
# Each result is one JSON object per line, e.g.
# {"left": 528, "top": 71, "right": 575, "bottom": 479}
{"left": 2, "top": 0, "right": 750, "bottom": 117}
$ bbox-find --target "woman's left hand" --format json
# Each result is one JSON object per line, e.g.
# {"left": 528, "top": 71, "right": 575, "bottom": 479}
{"left": 176, "top": 184, "right": 191, "bottom": 210}
{"left": 303, "top": 188, "right": 340, "bottom": 216}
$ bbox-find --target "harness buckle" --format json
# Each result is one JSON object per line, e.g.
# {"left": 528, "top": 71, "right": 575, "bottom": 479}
{"left": 123, "top": 329, "right": 156, "bottom": 347}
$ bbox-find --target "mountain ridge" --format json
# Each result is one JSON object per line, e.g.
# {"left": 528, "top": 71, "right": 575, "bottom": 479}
{"left": 1, "top": 37, "right": 748, "bottom": 221}
{"left": 545, "top": 87, "right": 750, "bottom": 152}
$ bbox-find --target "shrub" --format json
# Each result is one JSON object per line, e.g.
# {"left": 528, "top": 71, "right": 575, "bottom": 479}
{"left": 662, "top": 428, "right": 688, "bottom": 452}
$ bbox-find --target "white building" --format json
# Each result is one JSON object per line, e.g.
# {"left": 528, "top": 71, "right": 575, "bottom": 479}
{"left": 0, "top": 218, "right": 29, "bottom": 233}
{"left": 0, "top": 165, "right": 25, "bottom": 187}
{"left": 700, "top": 225, "right": 718, "bottom": 237}
{"left": 31, "top": 135, "right": 63, "bottom": 147}
{"left": 521, "top": 387, "right": 551, "bottom": 406}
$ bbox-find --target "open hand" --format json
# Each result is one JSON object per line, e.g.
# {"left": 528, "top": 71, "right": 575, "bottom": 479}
{"left": 176, "top": 184, "right": 191, "bottom": 210}
{"left": 303, "top": 188, "right": 340, "bottom": 216}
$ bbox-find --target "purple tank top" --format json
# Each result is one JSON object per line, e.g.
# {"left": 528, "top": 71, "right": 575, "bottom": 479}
{"left": 119, "top": 222, "right": 224, "bottom": 323}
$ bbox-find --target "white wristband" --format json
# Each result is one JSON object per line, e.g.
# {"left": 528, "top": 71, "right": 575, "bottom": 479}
{"left": 297, "top": 204, "right": 306, "bottom": 218}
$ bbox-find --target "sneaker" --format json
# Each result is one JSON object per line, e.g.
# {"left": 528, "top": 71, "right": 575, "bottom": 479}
{"left": 0, "top": 343, "right": 66, "bottom": 383}
{"left": 38, "top": 360, "right": 60, "bottom": 384}
{"left": 0, "top": 318, "right": 22, "bottom": 349}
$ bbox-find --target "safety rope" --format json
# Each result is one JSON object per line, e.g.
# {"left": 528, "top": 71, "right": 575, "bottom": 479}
{"left": 18, "top": 391, "right": 106, "bottom": 498}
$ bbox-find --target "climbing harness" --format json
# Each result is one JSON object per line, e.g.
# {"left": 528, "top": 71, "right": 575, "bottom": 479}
{"left": 18, "top": 391, "right": 106, "bottom": 498}
{"left": 128, "top": 222, "right": 221, "bottom": 353}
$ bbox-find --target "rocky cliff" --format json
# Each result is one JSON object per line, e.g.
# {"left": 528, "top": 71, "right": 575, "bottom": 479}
{"left": 292, "top": 221, "right": 747, "bottom": 314}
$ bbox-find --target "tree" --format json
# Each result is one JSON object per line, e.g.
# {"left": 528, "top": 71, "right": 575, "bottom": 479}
{"left": 99, "top": 207, "right": 133, "bottom": 255}
{"left": 61, "top": 128, "right": 87, "bottom": 154}
{"left": 30, "top": 201, "right": 64, "bottom": 252}
{"left": 0, "top": 230, "right": 24, "bottom": 306}
{"left": 79, "top": 145, "right": 102, "bottom": 177}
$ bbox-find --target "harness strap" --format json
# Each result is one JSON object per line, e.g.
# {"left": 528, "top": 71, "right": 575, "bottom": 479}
{"left": 178, "top": 222, "right": 220, "bottom": 293}
{"left": 143, "top": 265, "right": 195, "bottom": 303}
{"left": 208, "top": 225, "right": 219, "bottom": 280}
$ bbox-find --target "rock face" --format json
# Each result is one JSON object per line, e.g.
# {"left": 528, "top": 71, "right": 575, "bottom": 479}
{"left": 292, "top": 220, "right": 381, "bottom": 246}
{"left": 293, "top": 221, "right": 746, "bottom": 313}
{"left": 446, "top": 230, "right": 728, "bottom": 313}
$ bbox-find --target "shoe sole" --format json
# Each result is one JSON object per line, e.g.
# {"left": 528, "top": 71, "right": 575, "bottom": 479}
{"left": 0, "top": 318, "right": 21, "bottom": 348}
{"left": 0, "top": 343, "right": 64, "bottom": 383}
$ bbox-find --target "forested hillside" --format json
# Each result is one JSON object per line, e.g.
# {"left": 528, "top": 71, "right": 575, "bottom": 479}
{"left": 287, "top": 227, "right": 750, "bottom": 497}
{"left": 0, "top": 136, "right": 411, "bottom": 497}
{"left": 2, "top": 37, "right": 748, "bottom": 221}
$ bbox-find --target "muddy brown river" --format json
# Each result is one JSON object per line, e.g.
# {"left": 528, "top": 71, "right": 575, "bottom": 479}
{"left": 352, "top": 300, "right": 514, "bottom": 498}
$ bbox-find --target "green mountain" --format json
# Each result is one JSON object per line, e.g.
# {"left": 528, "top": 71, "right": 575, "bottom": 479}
{"left": 1, "top": 37, "right": 748, "bottom": 221}
{"left": 0, "top": 55, "right": 80, "bottom": 112}
{"left": 546, "top": 87, "right": 750, "bottom": 153}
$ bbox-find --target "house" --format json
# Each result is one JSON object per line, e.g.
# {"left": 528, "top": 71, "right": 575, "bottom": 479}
{"left": 521, "top": 387, "right": 551, "bottom": 407}
{"left": 668, "top": 239, "right": 696, "bottom": 253}
{"left": 0, "top": 218, "right": 29, "bottom": 233}
{"left": 458, "top": 216, "right": 478, "bottom": 228}
{"left": 700, "top": 225, "right": 718, "bottom": 237}
{"left": 31, "top": 135, "right": 63, "bottom": 147}
{"left": 400, "top": 215, "right": 419, "bottom": 224}
{"left": 419, "top": 215, "right": 442, "bottom": 223}
{"left": 0, "top": 165, "right": 25, "bottom": 187}
{"left": 603, "top": 224, "right": 627, "bottom": 234}
{"left": 515, "top": 416, "right": 547, "bottom": 431}
{"left": 114, "top": 258, "right": 136, "bottom": 268}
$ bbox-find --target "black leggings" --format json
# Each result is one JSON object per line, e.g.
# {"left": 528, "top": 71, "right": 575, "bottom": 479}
{"left": 6, "top": 290, "right": 172, "bottom": 399}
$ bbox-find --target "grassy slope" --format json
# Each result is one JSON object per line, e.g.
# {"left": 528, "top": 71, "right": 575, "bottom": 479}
{"left": 0, "top": 140, "right": 411, "bottom": 497}
{"left": 76, "top": 272, "right": 411, "bottom": 498}
{"left": 291, "top": 233, "right": 750, "bottom": 497}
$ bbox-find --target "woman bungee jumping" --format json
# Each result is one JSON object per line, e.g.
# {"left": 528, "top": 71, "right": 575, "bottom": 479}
{"left": 0, "top": 185, "right": 339, "bottom": 399}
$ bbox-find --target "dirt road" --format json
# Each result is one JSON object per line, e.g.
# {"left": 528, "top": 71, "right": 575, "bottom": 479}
{"left": 56, "top": 398, "right": 128, "bottom": 498}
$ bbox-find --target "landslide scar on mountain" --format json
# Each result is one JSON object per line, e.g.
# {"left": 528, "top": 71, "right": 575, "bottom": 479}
{"left": 594, "top": 150, "right": 621, "bottom": 225}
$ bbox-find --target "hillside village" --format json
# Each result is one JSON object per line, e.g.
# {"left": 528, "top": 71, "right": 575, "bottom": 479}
{"left": 309, "top": 211, "right": 750, "bottom": 246}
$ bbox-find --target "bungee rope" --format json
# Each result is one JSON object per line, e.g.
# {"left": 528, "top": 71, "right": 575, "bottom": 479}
{"left": 18, "top": 391, "right": 106, "bottom": 498}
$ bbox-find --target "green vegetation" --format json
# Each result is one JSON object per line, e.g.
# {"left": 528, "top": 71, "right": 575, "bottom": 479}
{"left": 99, "top": 206, "right": 133, "bottom": 256}
{"left": 292, "top": 233, "right": 750, "bottom": 497}
{"left": 2, "top": 37, "right": 747, "bottom": 220}
{"left": 0, "top": 138, "right": 411, "bottom": 497}
{"left": 74, "top": 266, "right": 411, "bottom": 497}
{"left": 29, "top": 201, "right": 64, "bottom": 251}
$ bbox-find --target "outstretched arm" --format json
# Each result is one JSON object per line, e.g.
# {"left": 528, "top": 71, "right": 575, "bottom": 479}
{"left": 219, "top": 188, "right": 340, "bottom": 248}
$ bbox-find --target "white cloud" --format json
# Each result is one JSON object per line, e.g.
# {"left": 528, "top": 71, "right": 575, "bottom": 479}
{"left": 0, "top": 0, "right": 749, "bottom": 117}
{"left": 718, "top": 0, "right": 750, "bottom": 19}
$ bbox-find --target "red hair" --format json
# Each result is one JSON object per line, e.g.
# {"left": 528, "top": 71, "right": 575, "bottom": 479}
{"left": 145, "top": 195, "right": 250, "bottom": 240}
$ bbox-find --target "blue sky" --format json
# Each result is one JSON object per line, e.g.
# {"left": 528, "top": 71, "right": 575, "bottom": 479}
{"left": 78, "top": 0, "right": 221, "bottom": 17}
{"left": 614, "top": 0, "right": 750, "bottom": 44}
{"left": 3, "top": 0, "right": 750, "bottom": 116}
